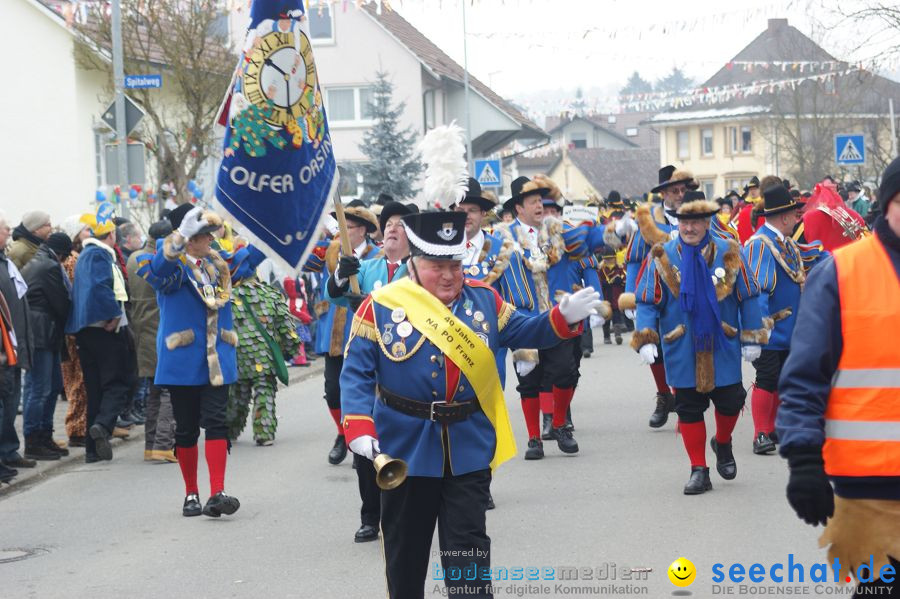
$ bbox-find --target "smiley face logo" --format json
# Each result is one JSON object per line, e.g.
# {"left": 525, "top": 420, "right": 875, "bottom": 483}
{"left": 668, "top": 557, "right": 696, "bottom": 587}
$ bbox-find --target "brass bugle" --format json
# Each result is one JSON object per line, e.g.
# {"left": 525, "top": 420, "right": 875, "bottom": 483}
{"left": 373, "top": 452, "right": 408, "bottom": 490}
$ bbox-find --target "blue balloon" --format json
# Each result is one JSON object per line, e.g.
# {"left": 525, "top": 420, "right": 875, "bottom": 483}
{"left": 129, "top": 188, "right": 138, "bottom": 199}
{"left": 194, "top": 188, "right": 204, "bottom": 198}
{"left": 187, "top": 179, "right": 198, "bottom": 191}
{"left": 96, "top": 190, "right": 106, "bottom": 202}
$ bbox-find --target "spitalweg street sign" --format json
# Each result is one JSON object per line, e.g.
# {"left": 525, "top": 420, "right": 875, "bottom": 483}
{"left": 125, "top": 74, "right": 162, "bottom": 89}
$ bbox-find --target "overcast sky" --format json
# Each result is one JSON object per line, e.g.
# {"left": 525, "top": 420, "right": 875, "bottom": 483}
{"left": 381, "top": 0, "right": 898, "bottom": 113}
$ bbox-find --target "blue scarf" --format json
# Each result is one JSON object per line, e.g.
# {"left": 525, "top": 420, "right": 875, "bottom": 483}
{"left": 679, "top": 233, "right": 726, "bottom": 353}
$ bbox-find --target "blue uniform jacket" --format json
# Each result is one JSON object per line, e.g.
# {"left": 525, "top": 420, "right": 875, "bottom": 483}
{"left": 777, "top": 219, "right": 900, "bottom": 499}
{"left": 66, "top": 242, "right": 122, "bottom": 334}
{"left": 744, "top": 225, "right": 828, "bottom": 350}
{"left": 340, "top": 279, "right": 582, "bottom": 477}
{"left": 305, "top": 238, "right": 379, "bottom": 356}
{"left": 634, "top": 236, "right": 767, "bottom": 389}
{"left": 137, "top": 235, "right": 264, "bottom": 386}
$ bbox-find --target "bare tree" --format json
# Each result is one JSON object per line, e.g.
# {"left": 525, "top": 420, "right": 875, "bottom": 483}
{"left": 74, "top": 0, "right": 236, "bottom": 210}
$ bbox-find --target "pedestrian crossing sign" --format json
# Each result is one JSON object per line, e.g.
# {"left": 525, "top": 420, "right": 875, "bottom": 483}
{"left": 474, "top": 159, "right": 502, "bottom": 188}
{"left": 835, "top": 134, "right": 865, "bottom": 165}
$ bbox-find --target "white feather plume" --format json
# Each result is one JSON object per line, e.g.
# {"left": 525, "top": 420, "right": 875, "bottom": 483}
{"left": 417, "top": 122, "right": 468, "bottom": 207}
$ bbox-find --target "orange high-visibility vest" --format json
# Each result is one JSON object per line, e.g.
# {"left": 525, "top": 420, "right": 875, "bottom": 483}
{"left": 824, "top": 235, "right": 900, "bottom": 477}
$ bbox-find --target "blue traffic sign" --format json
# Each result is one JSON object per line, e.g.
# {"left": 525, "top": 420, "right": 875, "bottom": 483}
{"left": 125, "top": 74, "right": 162, "bottom": 89}
{"left": 835, "top": 134, "right": 865, "bottom": 165}
{"left": 474, "top": 159, "right": 502, "bottom": 187}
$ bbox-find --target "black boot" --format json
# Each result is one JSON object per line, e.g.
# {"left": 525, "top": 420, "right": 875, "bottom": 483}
{"left": 89, "top": 424, "right": 113, "bottom": 461}
{"left": 202, "top": 491, "right": 240, "bottom": 517}
{"left": 43, "top": 431, "right": 69, "bottom": 457}
{"left": 709, "top": 437, "right": 737, "bottom": 480}
{"left": 24, "top": 434, "right": 60, "bottom": 461}
{"left": 540, "top": 414, "right": 553, "bottom": 440}
{"left": 328, "top": 434, "right": 347, "bottom": 465}
{"left": 683, "top": 466, "right": 712, "bottom": 495}
{"left": 0, "top": 463, "right": 17, "bottom": 483}
{"left": 753, "top": 432, "right": 776, "bottom": 455}
{"left": 566, "top": 407, "right": 574, "bottom": 431}
{"left": 768, "top": 430, "right": 779, "bottom": 444}
{"left": 354, "top": 524, "right": 379, "bottom": 543}
{"left": 524, "top": 438, "right": 544, "bottom": 460}
{"left": 553, "top": 425, "right": 579, "bottom": 454}
{"left": 648, "top": 392, "right": 675, "bottom": 428}
{"left": 615, "top": 332, "right": 623, "bottom": 345}
{"left": 603, "top": 335, "right": 612, "bottom": 345}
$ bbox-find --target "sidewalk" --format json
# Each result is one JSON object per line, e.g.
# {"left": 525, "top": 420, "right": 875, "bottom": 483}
{"left": 0, "top": 357, "right": 325, "bottom": 497}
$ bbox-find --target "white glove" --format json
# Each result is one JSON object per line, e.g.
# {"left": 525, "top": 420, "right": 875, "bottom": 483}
{"left": 742, "top": 345, "right": 762, "bottom": 363}
{"left": 589, "top": 314, "right": 605, "bottom": 329}
{"left": 177, "top": 206, "right": 206, "bottom": 239}
{"left": 558, "top": 287, "right": 603, "bottom": 324}
{"left": 624, "top": 308, "right": 637, "bottom": 321}
{"left": 614, "top": 217, "right": 637, "bottom": 236}
{"left": 515, "top": 360, "right": 537, "bottom": 377}
{"left": 614, "top": 219, "right": 627, "bottom": 236}
{"left": 638, "top": 343, "right": 658, "bottom": 365}
{"left": 348, "top": 435, "right": 380, "bottom": 460}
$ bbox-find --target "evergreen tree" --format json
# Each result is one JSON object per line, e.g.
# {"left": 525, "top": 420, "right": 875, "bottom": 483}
{"left": 655, "top": 67, "right": 694, "bottom": 93}
{"left": 620, "top": 71, "right": 653, "bottom": 95}
{"left": 358, "top": 71, "right": 423, "bottom": 202}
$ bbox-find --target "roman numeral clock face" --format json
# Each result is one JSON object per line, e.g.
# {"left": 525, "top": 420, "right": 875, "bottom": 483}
{"left": 244, "top": 30, "right": 317, "bottom": 127}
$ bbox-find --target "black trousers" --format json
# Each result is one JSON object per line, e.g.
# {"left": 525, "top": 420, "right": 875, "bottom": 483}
{"left": 752, "top": 349, "right": 789, "bottom": 392}
{"left": 169, "top": 384, "right": 229, "bottom": 447}
{"left": 515, "top": 337, "right": 581, "bottom": 397}
{"left": 354, "top": 453, "right": 380, "bottom": 527}
{"left": 323, "top": 355, "right": 342, "bottom": 411}
{"left": 75, "top": 327, "right": 134, "bottom": 458}
{"left": 674, "top": 383, "right": 746, "bottom": 423}
{"left": 581, "top": 322, "right": 593, "bottom": 352}
{"left": 382, "top": 469, "right": 492, "bottom": 599}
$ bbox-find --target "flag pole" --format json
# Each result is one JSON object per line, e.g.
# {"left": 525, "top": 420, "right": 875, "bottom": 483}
{"left": 331, "top": 194, "right": 362, "bottom": 295}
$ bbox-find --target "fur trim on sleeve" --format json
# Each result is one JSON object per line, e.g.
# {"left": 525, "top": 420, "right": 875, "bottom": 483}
{"left": 618, "top": 292, "right": 637, "bottom": 311}
{"left": 165, "top": 329, "right": 195, "bottom": 350}
{"left": 630, "top": 327, "right": 660, "bottom": 351}
{"left": 481, "top": 238, "right": 514, "bottom": 285}
{"left": 636, "top": 205, "right": 670, "bottom": 246}
{"left": 603, "top": 222, "right": 624, "bottom": 250}
{"left": 762, "top": 317, "right": 774, "bottom": 331}
{"left": 325, "top": 239, "right": 341, "bottom": 274}
{"left": 771, "top": 307, "right": 793, "bottom": 322}
{"left": 652, "top": 244, "right": 681, "bottom": 298}
{"left": 740, "top": 328, "right": 771, "bottom": 345}
{"left": 598, "top": 300, "right": 612, "bottom": 320}
{"left": 721, "top": 322, "right": 738, "bottom": 338}
{"left": 714, "top": 240, "right": 741, "bottom": 301}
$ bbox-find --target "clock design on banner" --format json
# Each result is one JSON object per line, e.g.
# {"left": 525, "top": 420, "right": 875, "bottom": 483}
{"left": 243, "top": 29, "right": 318, "bottom": 128}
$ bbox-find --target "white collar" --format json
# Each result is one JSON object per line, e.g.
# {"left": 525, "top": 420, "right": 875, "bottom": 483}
{"left": 186, "top": 253, "right": 204, "bottom": 265}
{"left": 467, "top": 229, "right": 484, "bottom": 248}
{"left": 83, "top": 237, "right": 115, "bottom": 256}
{"left": 664, "top": 211, "right": 679, "bottom": 226}
{"left": 764, "top": 221, "right": 785, "bottom": 241}
{"left": 516, "top": 219, "right": 538, "bottom": 233}
{"left": 353, "top": 240, "right": 368, "bottom": 258}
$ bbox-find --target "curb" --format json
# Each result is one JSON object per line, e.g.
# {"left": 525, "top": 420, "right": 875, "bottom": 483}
{"left": 0, "top": 359, "right": 325, "bottom": 499}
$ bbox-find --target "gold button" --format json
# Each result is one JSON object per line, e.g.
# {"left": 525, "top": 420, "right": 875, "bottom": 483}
{"left": 431, "top": 372, "right": 438, "bottom": 379}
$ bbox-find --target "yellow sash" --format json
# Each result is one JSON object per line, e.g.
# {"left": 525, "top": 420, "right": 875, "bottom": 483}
{"left": 370, "top": 278, "right": 516, "bottom": 470}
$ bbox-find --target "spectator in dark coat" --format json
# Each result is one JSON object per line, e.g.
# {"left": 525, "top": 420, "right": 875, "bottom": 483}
{"left": 21, "top": 233, "right": 74, "bottom": 460}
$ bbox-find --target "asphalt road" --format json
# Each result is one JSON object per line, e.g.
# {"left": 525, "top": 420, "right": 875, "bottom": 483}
{"left": 0, "top": 337, "right": 836, "bottom": 599}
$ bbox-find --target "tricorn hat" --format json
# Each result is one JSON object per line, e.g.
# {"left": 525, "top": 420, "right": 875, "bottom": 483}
{"left": 402, "top": 211, "right": 467, "bottom": 261}
{"left": 458, "top": 178, "right": 498, "bottom": 212}
{"left": 666, "top": 191, "right": 720, "bottom": 220}
{"left": 744, "top": 176, "right": 761, "bottom": 192}
{"left": 651, "top": 165, "right": 694, "bottom": 193}
{"left": 331, "top": 200, "right": 378, "bottom": 234}
{"left": 761, "top": 184, "right": 805, "bottom": 216}
{"left": 606, "top": 190, "right": 624, "bottom": 208}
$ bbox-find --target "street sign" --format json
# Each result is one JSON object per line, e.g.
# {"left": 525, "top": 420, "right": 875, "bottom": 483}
{"left": 104, "top": 142, "right": 146, "bottom": 185}
{"left": 125, "top": 74, "right": 162, "bottom": 89}
{"left": 101, "top": 95, "right": 145, "bottom": 137}
{"left": 474, "top": 159, "right": 502, "bottom": 187}
{"left": 835, "top": 134, "right": 865, "bottom": 165}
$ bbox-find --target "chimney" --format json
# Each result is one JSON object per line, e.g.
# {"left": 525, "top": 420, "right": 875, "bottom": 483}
{"left": 768, "top": 18, "right": 788, "bottom": 32}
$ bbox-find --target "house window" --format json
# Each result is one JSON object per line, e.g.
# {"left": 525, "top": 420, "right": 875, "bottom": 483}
{"left": 325, "top": 87, "right": 375, "bottom": 125}
{"left": 741, "top": 126, "right": 752, "bottom": 153}
{"left": 338, "top": 165, "right": 364, "bottom": 198}
{"left": 677, "top": 130, "right": 690, "bottom": 159}
{"left": 309, "top": 5, "right": 334, "bottom": 43}
{"left": 423, "top": 89, "right": 436, "bottom": 130}
{"left": 570, "top": 132, "right": 587, "bottom": 149}
{"left": 700, "top": 179, "right": 715, "bottom": 199}
{"left": 726, "top": 127, "right": 738, "bottom": 155}
{"left": 701, "top": 128, "right": 713, "bottom": 156}
{"left": 726, "top": 176, "right": 751, "bottom": 192}
{"left": 625, "top": 127, "right": 638, "bottom": 137}
{"left": 607, "top": 115, "right": 617, "bottom": 124}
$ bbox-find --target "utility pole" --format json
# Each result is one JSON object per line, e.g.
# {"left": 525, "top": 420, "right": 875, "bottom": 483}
{"left": 112, "top": 0, "right": 130, "bottom": 218}
{"left": 461, "top": 0, "right": 474, "bottom": 175}
{"left": 890, "top": 98, "right": 897, "bottom": 158}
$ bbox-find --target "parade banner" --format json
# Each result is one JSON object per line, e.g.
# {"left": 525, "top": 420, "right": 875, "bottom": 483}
{"left": 214, "top": 0, "right": 338, "bottom": 272}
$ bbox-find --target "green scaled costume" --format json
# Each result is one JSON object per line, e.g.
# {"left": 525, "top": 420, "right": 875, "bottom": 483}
{"left": 226, "top": 279, "right": 301, "bottom": 444}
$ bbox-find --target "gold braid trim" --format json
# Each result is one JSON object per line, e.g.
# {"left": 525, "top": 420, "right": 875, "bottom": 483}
{"left": 348, "top": 315, "right": 377, "bottom": 342}
{"left": 755, "top": 235, "right": 806, "bottom": 285}
{"left": 498, "top": 302, "right": 515, "bottom": 331}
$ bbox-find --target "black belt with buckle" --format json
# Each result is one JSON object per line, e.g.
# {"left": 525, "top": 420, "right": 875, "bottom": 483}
{"left": 378, "top": 386, "right": 480, "bottom": 424}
